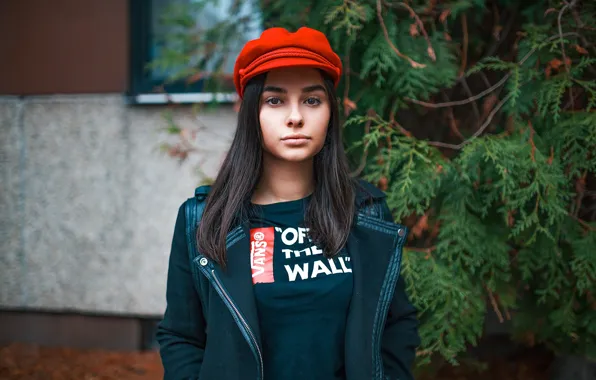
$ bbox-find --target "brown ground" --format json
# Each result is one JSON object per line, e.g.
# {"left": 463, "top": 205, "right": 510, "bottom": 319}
{"left": 0, "top": 342, "right": 551, "bottom": 380}
{"left": 0, "top": 343, "right": 163, "bottom": 380}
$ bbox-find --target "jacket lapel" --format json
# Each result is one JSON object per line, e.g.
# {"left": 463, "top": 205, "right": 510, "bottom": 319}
{"left": 345, "top": 212, "right": 402, "bottom": 380}
{"left": 211, "top": 223, "right": 262, "bottom": 347}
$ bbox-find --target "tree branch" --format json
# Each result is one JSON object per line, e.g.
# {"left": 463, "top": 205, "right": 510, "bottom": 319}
{"left": 485, "top": 8, "right": 517, "bottom": 58}
{"left": 573, "top": 171, "right": 587, "bottom": 218}
{"left": 459, "top": 78, "right": 481, "bottom": 123}
{"left": 459, "top": 13, "right": 468, "bottom": 76}
{"left": 408, "top": 75, "right": 509, "bottom": 108}
{"left": 570, "top": 3, "right": 584, "bottom": 28}
{"left": 486, "top": 285, "right": 505, "bottom": 323}
{"left": 478, "top": 71, "right": 493, "bottom": 89}
{"left": 558, "top": 1, "right": 578, "bottom": 108}
{"left": 405, "top": 246, "right": 437, "bottom": 254}
{"left": 376, "top": 0, "right": 426, "bottom": 68}
{"left": 426, "top": 89, "right": 516, "bottom": 150}
{"left": 406, "top": 32, "right": 581, "bottom": 109}
{"left": 385, "top": 0, "right": 436, "bottom": 61}
{"left": 528, "top": 121, "right": 536, "bottom": 162}
{"left": 350, "top": 109, "right": 375, "bottom": 177}
{"left": 342, "top": 41, "right": 353, "bottom": 123}
{"left": 389, "top": 98, "right": 413, "bottom": 138}
{"left": 441, "top": 92, "right": 466, "bottom": 140}
{"left": 570, "top": 213, "right": 596, "bottom": 231}
{"left": 558, "top": 0, "right": 577, "bottom": 73}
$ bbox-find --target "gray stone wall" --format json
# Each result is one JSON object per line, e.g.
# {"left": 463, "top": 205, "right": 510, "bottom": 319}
{"left": 0, "top": 95, "right": 236, "bottom": 316}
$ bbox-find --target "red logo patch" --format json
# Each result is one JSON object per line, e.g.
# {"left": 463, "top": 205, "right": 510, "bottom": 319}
{"left": 250, "top": 227, "right": 275, "bottom": 284}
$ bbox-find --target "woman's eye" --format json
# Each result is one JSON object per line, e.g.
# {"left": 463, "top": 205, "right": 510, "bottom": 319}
{"left": 305, "top": 97, "right": 321, "bottom": 106}
{"left": 266, "top": 97, "right": 282, "bottom": 105}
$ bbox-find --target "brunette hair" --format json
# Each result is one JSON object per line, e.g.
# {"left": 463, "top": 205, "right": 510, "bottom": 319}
{"left": 197, "top": 71, "right": 356, "bottom": 266}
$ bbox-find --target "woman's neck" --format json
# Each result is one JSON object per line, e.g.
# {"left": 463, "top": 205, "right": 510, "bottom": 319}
{"left": 252, "top": 154, "right": 314, "bottom": 205}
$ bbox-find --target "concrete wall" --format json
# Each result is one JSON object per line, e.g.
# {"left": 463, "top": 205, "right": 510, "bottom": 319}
{"left": 0, "top": 94, "right": 236, "bottom": 316}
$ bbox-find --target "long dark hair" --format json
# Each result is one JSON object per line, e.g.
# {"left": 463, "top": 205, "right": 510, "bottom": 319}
{"left": 197, "top": 71, "right": 356, "bottom": 266}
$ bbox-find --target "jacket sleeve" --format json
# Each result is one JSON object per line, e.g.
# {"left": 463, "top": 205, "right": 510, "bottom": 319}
{"left": 380, "top": 201, "right": 421, "bottom": 380}
{"left": 156, "top": 203, "right": 206, "bottom": 380}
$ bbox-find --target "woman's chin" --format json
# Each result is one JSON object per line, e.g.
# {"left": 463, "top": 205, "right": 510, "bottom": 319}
{"left": 273, "top": 150, "right": 317, "bottom": 163}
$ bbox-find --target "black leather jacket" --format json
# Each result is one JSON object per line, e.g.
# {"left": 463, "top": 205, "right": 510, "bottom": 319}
{"left": 156, "top": 181, "right": 420, "bottom": 380}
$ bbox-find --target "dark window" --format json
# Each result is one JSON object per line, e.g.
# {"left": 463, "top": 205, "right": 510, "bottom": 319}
{"left": 128, "top": 0, "right": 262, "bottom": 104}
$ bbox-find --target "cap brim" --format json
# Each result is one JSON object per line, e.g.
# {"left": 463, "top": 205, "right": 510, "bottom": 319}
{"left": 240, "top": 57, "right": 340, "bottom": 94}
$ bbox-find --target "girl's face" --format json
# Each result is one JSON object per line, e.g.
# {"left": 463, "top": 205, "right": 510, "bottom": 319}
{"left": 259, "top": 67, "right": 331, "bottom": 163}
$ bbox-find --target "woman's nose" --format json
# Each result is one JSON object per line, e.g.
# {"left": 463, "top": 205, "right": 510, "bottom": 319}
{"left": 286, "top": 105, "right": 304, "bottom": 128}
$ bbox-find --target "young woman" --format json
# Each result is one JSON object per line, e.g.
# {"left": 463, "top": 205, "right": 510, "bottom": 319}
{"left": 156, "top": 26, "right": 420, "bottom": 380}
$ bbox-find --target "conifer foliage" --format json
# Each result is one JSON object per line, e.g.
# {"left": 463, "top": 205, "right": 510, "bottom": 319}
{"left": 155, "top": 0, "right": 596, "bottom": 366}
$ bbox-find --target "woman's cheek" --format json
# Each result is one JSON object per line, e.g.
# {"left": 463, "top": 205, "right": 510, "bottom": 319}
{"left": 259, "top": 111, "right": 277, "bottom": 141}
{"left": 311, "top": 110, "right": 330, "bottom": 143}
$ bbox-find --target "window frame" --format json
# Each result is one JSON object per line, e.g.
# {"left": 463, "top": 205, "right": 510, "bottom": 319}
{"left": 127, "top": 0, "right": 237, "bottom": 105}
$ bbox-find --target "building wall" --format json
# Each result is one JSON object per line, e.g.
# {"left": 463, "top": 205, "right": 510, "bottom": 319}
{"left": 0, "top": 94, "right": 236, "bottom": 316}
{"left": 0, "top": 0, "right": 238, "bottom": 319}
{"left": 0, "top": 0, "right": 128, "bottom": 94}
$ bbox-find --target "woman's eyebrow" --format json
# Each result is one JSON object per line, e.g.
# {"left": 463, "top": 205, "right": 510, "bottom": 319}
{"left": 302, "top": 84, "right": 326, "bottom": 93}
{"left": 263, "top": 86, "right": 286, "bottom": 93}
{"left": 262, "top": 84, "right": 326, "bottom": 93}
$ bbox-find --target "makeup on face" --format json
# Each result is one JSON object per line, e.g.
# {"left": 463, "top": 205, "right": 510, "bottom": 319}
{"left": 258, "top": 67, "right": 331, "bottom": 162}
{"left": 280, "top": 133, "right": 311, "bottom": 146}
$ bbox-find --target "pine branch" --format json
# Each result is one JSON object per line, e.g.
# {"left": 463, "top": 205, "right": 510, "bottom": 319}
{"left": 342, "top": 40, "right": 353, "bottom": 122}
{"left": 416, "top": 349, "right": 433, "bottom": 357}
{"left": 440, "top": 92, "right": 466, "bottom": 140}
{"left": 486, "top": 284, "right": 504, "bottom": 323}
{"left": 350, "top": 109, "right": 375, "bottom": 177}
{"left": 558, "top": 0, "right": 578, "bottom": 74}
{"left": 406, "top": 32, "right": 582, "bottom": 109}
{"left": 384, "top": 0, "right": 436, "bottom": 61}
{"left": 376, "top": 0, "right": 426, "bottom": 69}
{"left": 484, "top": 8, "right": 517, "bottom": 58}
{"left": 572, "top": 171, "right": 586, "bottom": 218}
{"left": 479, "top": 71, "right": 493, "bottom": 89}
{"left": 558, "top": 0, "right": 579, "bottom": 109}
{"left": 426, "top": 89, "right": 517, "bottom": 150}
{"left": 459, "top": 13, "right": 468, "bottom": 77}
{"left": 389, "top": 98, "right": 413, "bottom": 138}
{"left": 459, "top": 78, "right": 481, "bottom": 123}
{"left": 406, "top": 246, "right": 437, "bottom": 254}
{"left": 528, "top": 122, "right": 536, "bottom": 162}
{"left": 571, "top": 214, "right": 596, "bottom": 232}
{"left": 408, "top": 75, "right": 509, "bottom": 108}
{"left": 570, "top": 2, "right": 584, "bottom": 28}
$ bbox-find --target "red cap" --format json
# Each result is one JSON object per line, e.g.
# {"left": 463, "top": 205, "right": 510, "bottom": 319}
{"left": 233, "top": 27, "right": 342, "bottom": 98}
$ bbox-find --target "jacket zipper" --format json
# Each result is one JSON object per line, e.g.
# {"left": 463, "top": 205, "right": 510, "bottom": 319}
{"left": 196, "top": 258, "right": 264, "bottom": 380}
{"left": 372, "top": 228, "right": 406, "bottom": 380}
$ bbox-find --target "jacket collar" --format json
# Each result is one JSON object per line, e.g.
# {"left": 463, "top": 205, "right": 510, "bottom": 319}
{"left": 211, "top": 223, "right": 263, "bottom": 347}
{"left": 354, "top": 179, "right": 386, "bottom": 208}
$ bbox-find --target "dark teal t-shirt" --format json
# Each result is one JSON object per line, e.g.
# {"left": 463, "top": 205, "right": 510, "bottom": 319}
{"left": 249, "top": 196, "right": 353, "bottom": 380}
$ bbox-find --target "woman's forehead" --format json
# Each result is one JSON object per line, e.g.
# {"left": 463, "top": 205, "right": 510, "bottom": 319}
{"left": 264, "top": 67, "right": 325, "bottom": 88}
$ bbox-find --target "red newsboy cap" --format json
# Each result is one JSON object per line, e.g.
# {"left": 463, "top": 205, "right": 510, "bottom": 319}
{"left": 233, "top": 26, "right": 342, "bottom": 99}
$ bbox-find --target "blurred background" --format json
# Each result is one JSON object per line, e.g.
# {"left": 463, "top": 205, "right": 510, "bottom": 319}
{"left": 1, "top": 0, "right": 595, "bottom": 379}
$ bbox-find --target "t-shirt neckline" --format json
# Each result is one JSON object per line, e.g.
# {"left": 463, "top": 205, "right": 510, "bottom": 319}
{"left": 251, "top": 194, "right": 312, "bottom": 214}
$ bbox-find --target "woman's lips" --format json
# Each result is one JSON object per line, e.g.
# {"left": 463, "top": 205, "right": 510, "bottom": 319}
{"left": 281, "top": 134, "right": 311, "bottom": 146}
